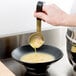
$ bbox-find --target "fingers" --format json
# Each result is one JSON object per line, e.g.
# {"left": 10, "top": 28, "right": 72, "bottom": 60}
{"left": 34, "top": 12, "right": 48, "bottom": 22}
{"left": 43, "top": 4, "right": 56, "bottom": 11}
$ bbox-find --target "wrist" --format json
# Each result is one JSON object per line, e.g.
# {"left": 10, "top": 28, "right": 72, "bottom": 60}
{"left": 65, "top": 14, "right": 76, "bottom": 27}
{"left": 62, "top": 14, "right": 71, "bottom": 26}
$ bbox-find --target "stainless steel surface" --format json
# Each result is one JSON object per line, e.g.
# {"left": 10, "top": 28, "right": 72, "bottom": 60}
{"left": 1, "top": 58, "right": 26, "bottom": 76}
{"left": 47, "top": 44, "right": 73, "bottom": 76}
{"left": 1, "top": 43, "right": 74, "bottom": 76}
{"left": 12, "top": 41, "right": 74, "bottom": 76}
{"left": 0, "top": 29, "right": 74, "bottom": 76}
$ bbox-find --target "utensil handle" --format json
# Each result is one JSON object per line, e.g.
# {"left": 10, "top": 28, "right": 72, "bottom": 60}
{"left": 36, "top": 1, "right": 43, "bottom": 32}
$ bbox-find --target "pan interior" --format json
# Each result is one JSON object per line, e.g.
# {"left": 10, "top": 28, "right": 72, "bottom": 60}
{"left": 12, "top": 45, "right": 63, "bottom": 64}
{"left": 20, "top": 52, "right": 55, "bottom": 63}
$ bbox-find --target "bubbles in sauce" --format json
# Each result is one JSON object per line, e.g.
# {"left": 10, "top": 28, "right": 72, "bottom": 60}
{"left": 20, "top": 52, "right": 55, "bottom": 63}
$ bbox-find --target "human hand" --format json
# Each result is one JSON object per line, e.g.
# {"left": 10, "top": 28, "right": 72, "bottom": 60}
{"left": 34, "top": 4, "right": 69, "bottom": 26}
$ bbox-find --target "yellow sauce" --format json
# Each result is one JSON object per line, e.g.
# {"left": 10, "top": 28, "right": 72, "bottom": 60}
{"left": 34, "top": 48, "right": 36, "bottom": 53}
{"left": 71, "top": 45, "right": 76, "bottom": 53}
{"left": 29, "top": 37, "right": 44, "bottom": 48}
{"left": 20, "top": 52, "right": 55, "bottom": 63}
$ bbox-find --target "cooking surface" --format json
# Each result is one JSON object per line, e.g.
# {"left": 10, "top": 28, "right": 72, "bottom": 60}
{"left": 23, "top": 45, "right": 73, "bottom": 76}
{"left": 47, "top": 45, "right": 73, "bottom": 76}
{"left": 1, "top": 43, "right": 73, "bottom": 76}
{"left": 22, "top": 44, "right": 73, "bottom": 76}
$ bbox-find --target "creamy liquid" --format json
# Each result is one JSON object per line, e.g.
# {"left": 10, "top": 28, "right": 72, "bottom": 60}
{"left": 29, "top": 37, "right": 44, "bottom": 48}
{"left": 20, "top": 52, "right": 55, "bottom": 63}
{"left": 71, "top": 45, "right": 76, "bottom": 53}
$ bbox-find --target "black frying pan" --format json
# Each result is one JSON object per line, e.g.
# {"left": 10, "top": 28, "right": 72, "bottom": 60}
{"left": 11, "top": 45, "right": 63, "bottom": 75}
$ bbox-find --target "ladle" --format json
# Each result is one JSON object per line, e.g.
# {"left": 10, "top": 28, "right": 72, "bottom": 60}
{"left": 29, "top": 1, "right": 44, "bottom": 48}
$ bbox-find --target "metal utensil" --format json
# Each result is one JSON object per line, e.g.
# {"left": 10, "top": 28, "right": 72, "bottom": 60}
{"left": 29, "top": 1, "right": 44, "bottom": 48}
